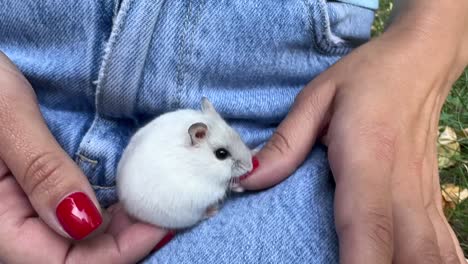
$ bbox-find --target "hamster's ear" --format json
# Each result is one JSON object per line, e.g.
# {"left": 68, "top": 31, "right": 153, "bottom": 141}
{"left": 188, "top": 122, "right": 208, "bottom": 146}
{"left": 201, "top": 97, "right": 218, "bottom": 116}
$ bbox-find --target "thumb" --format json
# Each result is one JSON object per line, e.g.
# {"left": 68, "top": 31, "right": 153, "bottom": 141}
{"left": 0, "top": 51, "right": 103, "bottom": 240}
{"left": 240, "top": 77, "right": 336, "bottom": 190}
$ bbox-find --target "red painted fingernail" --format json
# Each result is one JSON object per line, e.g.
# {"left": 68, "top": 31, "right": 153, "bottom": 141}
{"left": 152, "top": 231, "right": 176, "bottom": 252}
{"left": 252, "top": 156, "right": 260, "bottom": 170}
{"left": 56, "top": 192, "right": 102, "bottom": 240}
{"left": 240, "top": 156, "right": 260, "bottom": 181}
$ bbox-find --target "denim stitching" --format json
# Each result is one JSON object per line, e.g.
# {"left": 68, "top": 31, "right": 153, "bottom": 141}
{"left": 193, "top": 0, "right": 206, "bottom": 27}
{"left": 76, "top": 153, "right": 98, "bottom": 165}
{"left": 316, "top": 0, "right": 354, "bottom": 54}
{"left": 92, "top": 185, "right": 115, "bottom": 190}
{"left": 128, "top": 2, "right": 164, "bottom": 121}
{"left": 99, "top": 0, "right": 163, "bottom": 119}
{"left": 112, "top": 0, "right": 122, "bottom": 20}
{"left": 303, "top": 0, "right": 353, "bottom": 55}
{"left": 75, "top": 152, "right": 99, "bottom": 186}
{"left": 173, "top": 0, "right": 193, "bottom": 110}
{"left": 75, "top": 1, "right": 130, "bottom": 189}
{"left": 184, "top": 0, "right": 207, "bottom": 101}
{"left": 95, "top": 0, "right": 130, "bottom": 115}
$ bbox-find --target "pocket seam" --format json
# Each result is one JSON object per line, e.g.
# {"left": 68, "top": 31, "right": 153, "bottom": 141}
{"left": 92, "top": 185, "right": 115, "bottom": 190}
{"left": 303, "top": 0, "right": 354, "bottom": 55}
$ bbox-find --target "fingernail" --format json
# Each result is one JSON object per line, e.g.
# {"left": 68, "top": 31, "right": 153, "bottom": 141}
{"left": 56, "top": 192, "right": 103, "bottom": 240}
{"left": 152, "top": 231, "right": 176, "bottom": 252}
{"left": 240, "top": 156, "right": 260, "bottom": 181}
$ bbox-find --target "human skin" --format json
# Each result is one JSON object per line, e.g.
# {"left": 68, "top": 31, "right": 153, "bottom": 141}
{"left": 0, "top": 0, "right": 467, "bottom": 263}
{"left": 241, "top": 1, "right": 468, "bottom": 263}
{"left": 0, "top": 52, "right": 170, "bottom": 264}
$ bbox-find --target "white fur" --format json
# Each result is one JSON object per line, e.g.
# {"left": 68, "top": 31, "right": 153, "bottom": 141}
{"left": 116, "top": 98, "right": 253, "bottom": 229}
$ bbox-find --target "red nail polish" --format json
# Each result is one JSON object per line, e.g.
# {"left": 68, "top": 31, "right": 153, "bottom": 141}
{"left": 252, "top": 156, "right": 260, "bottom": 170}
{"left": 240, "top": 156, "right": 260, "bottom": 181}
{"left": 152, "top": 231, "right": 176, "bottom": 252}
{"left": 56, "top": 192, "right": 102, "bottom": 240}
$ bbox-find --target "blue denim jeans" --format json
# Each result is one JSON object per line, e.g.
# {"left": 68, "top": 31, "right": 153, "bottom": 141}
{"left": 0, "top": 0, "right": 375, "bottom": 263}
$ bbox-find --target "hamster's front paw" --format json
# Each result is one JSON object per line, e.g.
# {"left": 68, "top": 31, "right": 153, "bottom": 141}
{"left": 229, "top": 181, "right": 245, "bottom": 193}
{"left": 203, "top": 204, "right": 219, "bottom": 219}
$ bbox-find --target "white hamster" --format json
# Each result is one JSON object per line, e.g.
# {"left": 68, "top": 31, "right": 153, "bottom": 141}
{"left": 116, "top": 97, "right": 254, "bottom": 229}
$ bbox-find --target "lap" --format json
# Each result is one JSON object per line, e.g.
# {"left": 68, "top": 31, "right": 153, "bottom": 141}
{"left": 143, "top": 145, "right": 338, "bottom": 264}
{"left": 0, "top": 1, "right": 374, "bottom": 263}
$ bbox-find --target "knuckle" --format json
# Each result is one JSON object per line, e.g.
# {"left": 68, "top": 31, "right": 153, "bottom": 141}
{"left": 355, "top": 121, "right": 398, "bottom": 164}
{"left": 264, "top": 130, "right": 292, "bottom": 156}
{"left": 408, "top": 158, "right": 424, "bottom": 175}
{"left": 413, "top": 235, "right": 443, "bottom": 264}
{"left": 336, "top": 205, "right": 394, "bottom": 258}
{"left": 22, "top": 152, "right": 64, "bottom": 197}
{"left": 294, "top": 91, "right": 323, "bottom": 123}
{"left": 363, "top": 207, "right": 394, "bottom": 256}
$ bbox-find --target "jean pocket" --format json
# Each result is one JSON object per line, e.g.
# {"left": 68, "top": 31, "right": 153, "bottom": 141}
{"left": 304, "top": 0, "right": 375, "bottom": 55}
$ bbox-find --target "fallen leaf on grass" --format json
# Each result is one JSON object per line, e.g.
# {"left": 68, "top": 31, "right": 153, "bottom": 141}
{"left": 437, "top": 126, "right": 460, "bottom": 169}
{"left": 441, "top": 183, "right": 468, "bottom": 211}
{"left": 463, "top": 127, "right": 468, "bottom": 137}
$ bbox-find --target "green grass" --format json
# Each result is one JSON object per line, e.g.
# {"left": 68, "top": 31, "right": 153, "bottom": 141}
{"left": 372, "top": 0, "right": 468, "bottom": 256}
{"left": 440, "top": 69, "right": 468, "bottom": 254}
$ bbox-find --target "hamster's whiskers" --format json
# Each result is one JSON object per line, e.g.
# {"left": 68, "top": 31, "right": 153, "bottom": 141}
{"left": 228, "top": 177, "right": 237, "bottom": 189}
{"left": 232, "top": 160, "right": 250, "bottom": 176}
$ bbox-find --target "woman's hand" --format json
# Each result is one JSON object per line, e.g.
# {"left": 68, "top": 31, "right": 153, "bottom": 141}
{"left": 241, "top": 2, "right": 468, "bottom": 263}
{"left": 0, "top": 51, "right": 169, "bottom": 263}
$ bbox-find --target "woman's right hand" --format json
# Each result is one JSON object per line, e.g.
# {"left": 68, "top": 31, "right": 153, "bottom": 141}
{"left": 0, "top": 51, "right": 169, "bottom": 263}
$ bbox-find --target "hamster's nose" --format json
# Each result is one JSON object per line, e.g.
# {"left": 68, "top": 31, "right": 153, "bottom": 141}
{"left": 245, "top": 156, "right": 256, "bottom": 171}
{"left": 239, "top": 156, "right": 259, "bottom": 181}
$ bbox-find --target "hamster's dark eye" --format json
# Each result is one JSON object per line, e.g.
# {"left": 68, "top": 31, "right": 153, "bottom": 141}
{"left": 214, "top": 148, "right": 230, "bottom": 160}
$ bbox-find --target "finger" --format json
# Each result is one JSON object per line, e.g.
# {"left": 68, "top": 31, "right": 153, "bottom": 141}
{"left": 0, "top": 171, "right": 34, "bottom": 227}
{"left": 390, "top": 100, "right": 442, "bottom": 263}
{"left": 328, "top": 119, "right": 395, "bottom": 263}
{"left": 68, "top": 212, "right": 169, "bottom": 264}
{"left": 424, "top": 101, "right": 466, "bottom": 263}
{"left": 240, "top": 76, "right": 336, "bottom": 190}
{"left": 0, "top": 172, "right": 71, "bottom": 264}
{"left": 425, "top": 160, "right": 465, "bottom": 264}
{"left": 0, "top": 52, "right": 103, "bottom": 240}
{"left": 435, "top": 192, "right": 467, "bottom": 264}
{"left": 391, "top": 155, "right": 443, "bottom": 264}
{"left": 106, "top": 203, "right": 176, "bottom": 253}
{"left": 106, "top": 204, "right": 133, "bottom": 235}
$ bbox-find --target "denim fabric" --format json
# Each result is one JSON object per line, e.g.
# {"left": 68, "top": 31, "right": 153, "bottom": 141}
{"left": 337, "top": 0, "right": 379, "bottom": 10}
{"left": 0, "top": 0, "right": 374, "bottom": 263}
{"left": 143, "top": 146, "right": 338, "bottom": 264}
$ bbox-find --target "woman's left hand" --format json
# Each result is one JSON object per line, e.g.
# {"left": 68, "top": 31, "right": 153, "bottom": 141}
{"left": 240, "top": 6, "right": 468, "bottom": 263}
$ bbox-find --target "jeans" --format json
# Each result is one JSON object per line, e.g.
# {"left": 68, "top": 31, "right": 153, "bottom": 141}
{"left": 0, "top": 0, "right": 375, "bottom": 262}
